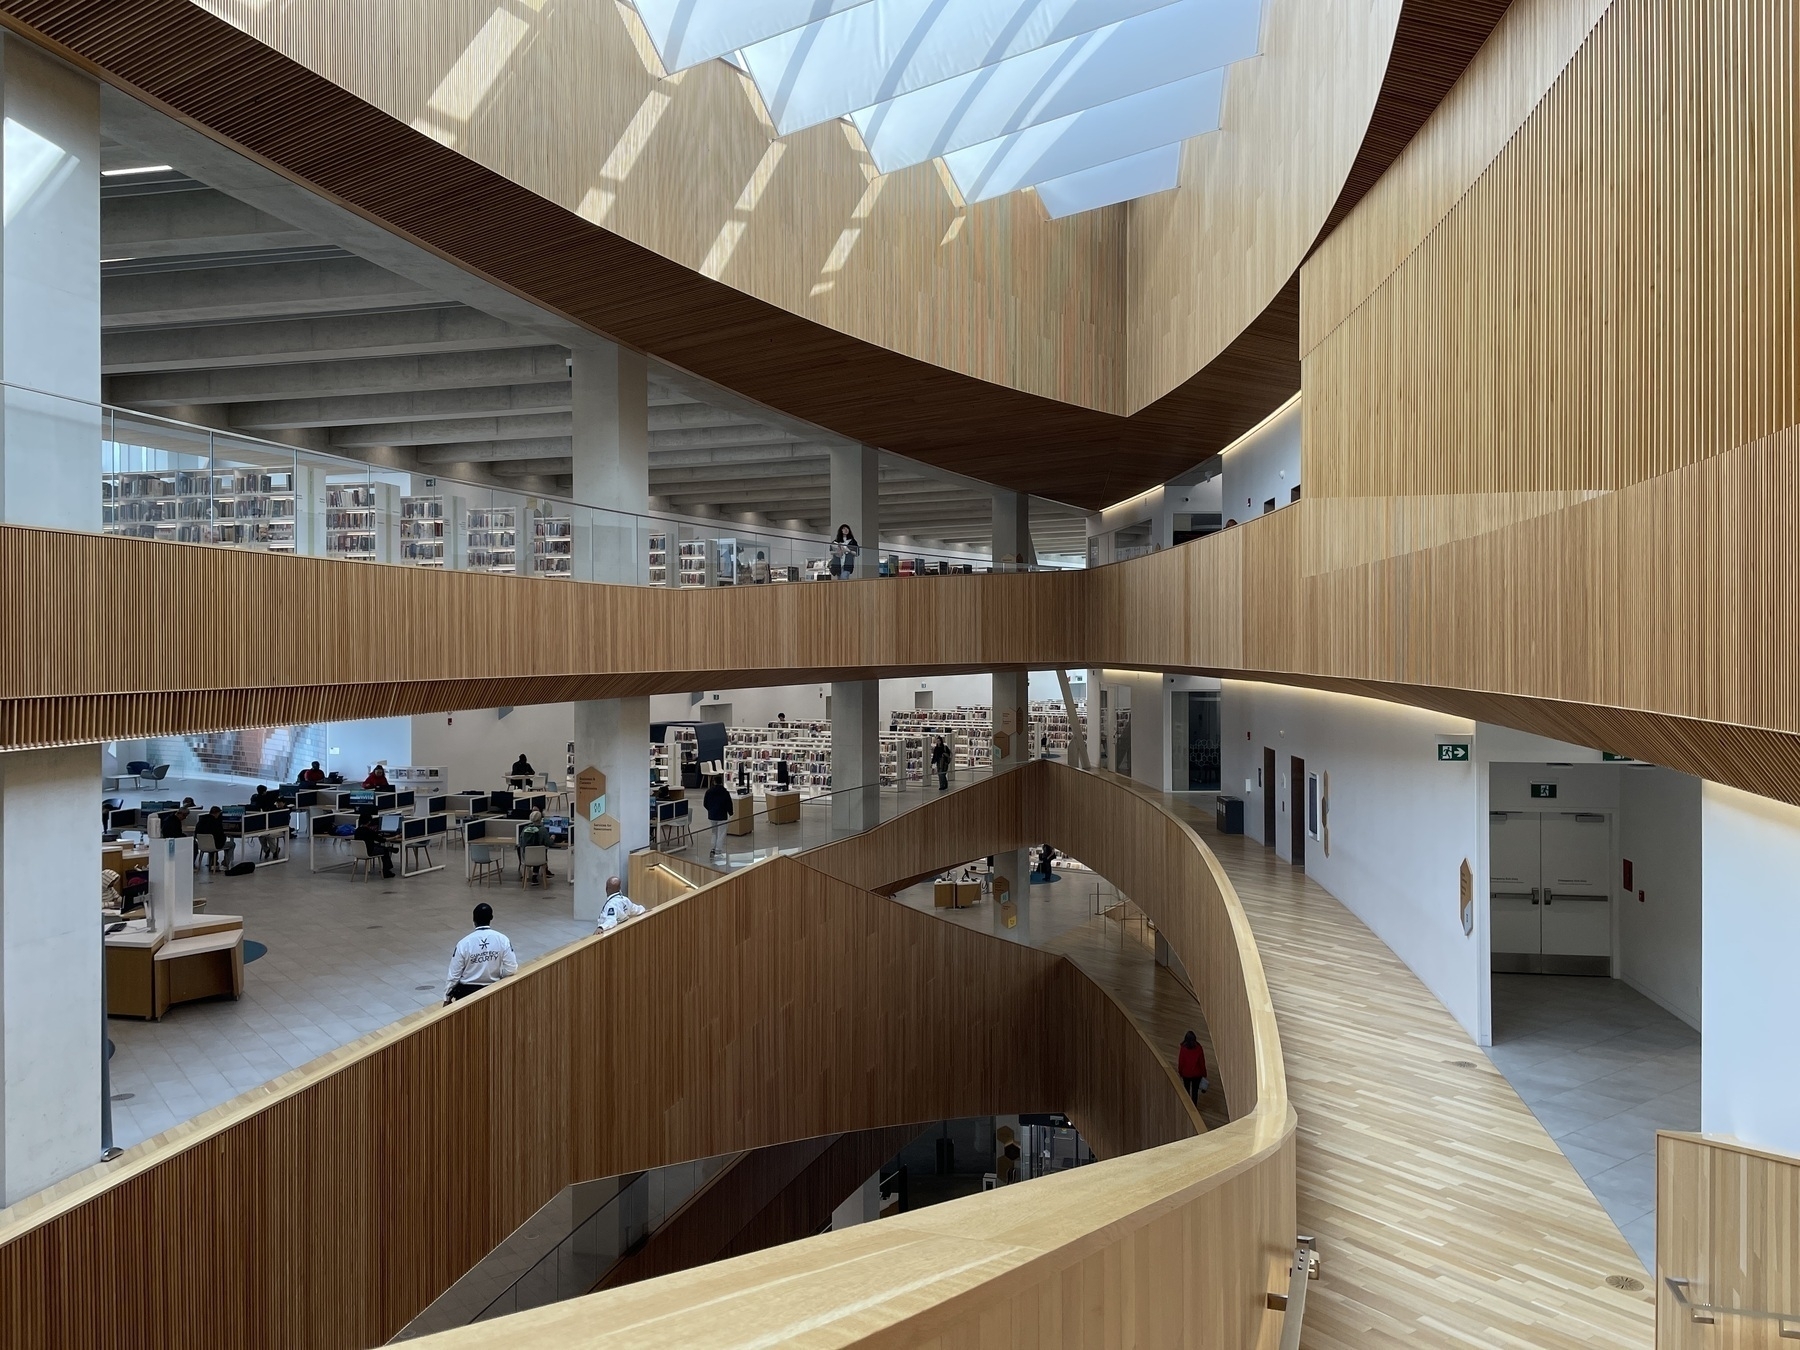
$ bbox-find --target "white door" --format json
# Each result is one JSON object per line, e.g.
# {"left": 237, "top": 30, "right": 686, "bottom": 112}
{"left": 1540, "top": 814, "right": 1611, "bottom": 957}
{"left": 1489, "top": 813, "right": 1543, "bottom": 955}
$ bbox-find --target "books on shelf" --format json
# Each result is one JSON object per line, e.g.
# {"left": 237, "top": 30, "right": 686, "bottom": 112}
{"left": 534, "top": 515, "right": 573, "bottom": 578}
{"left": 400, "top": 495, "right": 446, "bottom": 567}
{"left": 678, "top": 539, "right": 709, "bottom": 588}
{"left": 647, "top": 532, "right": 669, "bottom": 586}
{"left": 466, "top": 507, "right": 517, "bottom": 573}
{"left": 326, "top": 484, "right": 380, "bottom": 560}
{"left": 102, "top": 469, "right": 296, "bottom": 551}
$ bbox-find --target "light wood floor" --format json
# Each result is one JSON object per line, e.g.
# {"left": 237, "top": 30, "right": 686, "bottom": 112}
{"left": 1160, "top": 802, "right": 1657, "bottom": 1349}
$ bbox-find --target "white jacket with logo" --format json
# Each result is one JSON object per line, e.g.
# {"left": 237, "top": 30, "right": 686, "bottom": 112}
{"left": 596, "top": 893, "right": 647, "bottom": 931}
{"left": 445, "top": 926, "right": 519, "bottom": 996}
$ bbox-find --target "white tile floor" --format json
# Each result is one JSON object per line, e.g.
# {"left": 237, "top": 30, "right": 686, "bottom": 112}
{"left": 1486, "top": 973, "right": 1701, "bottom": 1268}
{"left": 105, "top": 780, "right": 969, "bottom": 1151}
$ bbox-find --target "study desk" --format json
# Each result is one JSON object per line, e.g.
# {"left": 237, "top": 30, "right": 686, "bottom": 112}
{"left": 105, "top": 915, "right": 245, "bottom": 1021}
{"left": 102, "top": 844, "right": 149, "bottom": 878}
{"left": 225, "top": 808, "right": 292, "bottom": 865}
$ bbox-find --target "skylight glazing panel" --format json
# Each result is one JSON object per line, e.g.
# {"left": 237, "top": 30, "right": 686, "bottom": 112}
{"left": 633, "top": 0, "right": 877, "bottom": 72}
{"left": 741, "top": 0, "right": 1184, "bottom": 136}
{"left": 943, "top": 66, "right": 1223, "bottom": 203}
{"left": 1034, "top": 143, "right": 1180, "bottom": 217}
{"left": 850, "top": 0, "right": 1260, "bottom": 174}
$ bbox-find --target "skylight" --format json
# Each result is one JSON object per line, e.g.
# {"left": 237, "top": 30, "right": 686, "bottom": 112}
{"left": 628, "top": 0, "right": 1264, "bottom": 218}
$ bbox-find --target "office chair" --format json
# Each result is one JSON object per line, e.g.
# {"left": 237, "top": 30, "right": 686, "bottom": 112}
{"left": 520, "top": 844, "right": 549, "bottom": 886}
{"left": 349, "top": 839, "right": 385, "bottom": 881}
{"left": 468, "top": 844, "right": 502, "bottom": 885}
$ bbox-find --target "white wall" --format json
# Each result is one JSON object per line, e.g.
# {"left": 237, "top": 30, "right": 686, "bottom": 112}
{"left": 1220, "top": 397, "right": 1300, "bottom": 526}
{"left": 410, "top": 704, "right": 574, "bottom": 791}
{"left": 1223, "top": 680, "right": 1485, "bottom": 1039}
{"left": 323, "top": 716, "right": 411, "bottom": 781}
{"left": 1615, "top": 768, "right": 1702, "bottom": 1028}
{"left": 1700, "top": 783, "right": 1800, "bottom": 1155}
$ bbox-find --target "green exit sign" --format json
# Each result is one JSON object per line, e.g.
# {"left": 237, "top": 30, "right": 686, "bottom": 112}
{"left": 1602, "top": 752, "right": 1637, "bottom": 762}
{"left": 1530, "top": 782, "right": 1559, "bottom": 799}
{"left": 1437, "top": 743, "right": 1470, "bottom": 761}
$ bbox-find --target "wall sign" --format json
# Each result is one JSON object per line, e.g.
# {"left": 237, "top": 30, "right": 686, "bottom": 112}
{"left": 589, "top": 814, "right": 621, "bottom": 849}
{"left": 1601, "top": 752, "right": 1637, "bottom": 762}
{"left": 1529, "top": 782, "right": 1559, "bottom": 799}
{"left": 575, "top": 767, "right": 606, "bottom": 821}
{"left": 1436, "top": 743, "right": 1470, "bottom": 762}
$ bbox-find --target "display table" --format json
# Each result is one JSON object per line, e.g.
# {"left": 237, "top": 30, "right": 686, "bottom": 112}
{"left": 728, "top": 793, "right": 755, "bottom": 836}
{"left": 764, "top": 790, "right": 801, "bottom": 825}
{"left": 955, "top": 882, "right": 981, "bottom": 909}
{"left": 106, "top": 915, "right": 245, "bottom": 1020}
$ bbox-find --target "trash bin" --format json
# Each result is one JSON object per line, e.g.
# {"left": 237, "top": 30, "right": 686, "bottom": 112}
{"left": 1215, "top": 795, "right": 1245, "bottom": 834}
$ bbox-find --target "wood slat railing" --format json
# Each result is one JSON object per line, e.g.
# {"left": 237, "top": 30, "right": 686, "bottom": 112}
{"left": 0, "top": 765, "right": 1272, "bottom": 1349}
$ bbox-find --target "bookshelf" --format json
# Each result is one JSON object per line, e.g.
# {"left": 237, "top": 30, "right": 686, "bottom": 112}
{"left": 400, "top": 495, "right": 446, "bottom": 567}
{"left": 533, "top": 515, "right": 573, "bottom": 578}
{"left": 102, "top": 469, "right": 296, "bottom": 551}
{"left": 466, "top": 506, "right": 517, "bottom": 573}
{"left": 678, "top": 539, "right": 709, "bottom": 587}
{"left": 325, "top": 483, "right": 382, "bottom": 561}
{"left": 648, "top": 531, "right": 669, "bottom": 586}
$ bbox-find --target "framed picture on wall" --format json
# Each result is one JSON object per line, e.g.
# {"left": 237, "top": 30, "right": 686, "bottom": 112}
{"left": 1307, "top": 772, "right": 1322, "bottom": 841}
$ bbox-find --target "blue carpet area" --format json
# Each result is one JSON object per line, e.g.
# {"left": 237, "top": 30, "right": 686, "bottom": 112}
{"left": 243, "top": 939, "right": 268, "bottom": 964}
{"left": 1030, "top": 871, "right": 1062, "bottom": 884}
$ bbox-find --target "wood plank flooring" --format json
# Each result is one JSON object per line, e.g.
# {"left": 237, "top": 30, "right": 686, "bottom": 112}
{"left": 1158, "top": 801, "right": 1657, "bottom": 1349}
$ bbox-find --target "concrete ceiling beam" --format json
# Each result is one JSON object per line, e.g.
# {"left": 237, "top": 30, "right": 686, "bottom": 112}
{"left": 101, "top": 307, "right": 547, "bottom": 375}
{"left": 228, "top": 382, "right": 574, "bottom": 431}
{"left": 106, "top": 346, "right": 573, "bottom": 409}
{"left": 330, "top": 412, "right": 572, "bottom": 449}
{"left": 101, "top": 255, "right": 434, "bottom": 330}
{"left": 415, "top": 437, "right": 573, "bottom": 465}
{"left": 102, "top": 187, "right": 321, "bottom": 258}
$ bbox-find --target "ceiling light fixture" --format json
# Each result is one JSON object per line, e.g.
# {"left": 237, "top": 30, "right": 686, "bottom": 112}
{"left": 101, "top": 164, "right": 173, "bottom": 177}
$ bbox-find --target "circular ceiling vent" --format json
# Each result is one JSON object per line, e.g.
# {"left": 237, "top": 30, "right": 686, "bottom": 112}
{"left": 1606, "top": 1275, "right": 1646, "bottom": 1293}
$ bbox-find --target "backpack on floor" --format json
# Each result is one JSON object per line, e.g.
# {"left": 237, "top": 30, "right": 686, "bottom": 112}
{"left": 227, "top": 861, "right": 256, "bottom": 877}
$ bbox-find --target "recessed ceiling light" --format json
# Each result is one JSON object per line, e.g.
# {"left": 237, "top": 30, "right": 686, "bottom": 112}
{"left": 101, "top": 257, "right": 135, "bottom": 263}
{"left": 101, "top": 164, "right": 173, "bottom": 177}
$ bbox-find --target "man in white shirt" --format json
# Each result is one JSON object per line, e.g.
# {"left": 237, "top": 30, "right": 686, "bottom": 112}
{"left": 443, "top": 902, "right": 520, "bottom": 1004}
{"left": 596, "top": 875, "right": 647, "bottom": 932}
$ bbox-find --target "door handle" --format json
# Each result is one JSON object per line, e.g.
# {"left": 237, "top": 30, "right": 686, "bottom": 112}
{"left": 1532, "top": 888, "right": 1541, "bottom": 906}
{"left": 1542, "top": 890, "right": 1553, "bottom": 906}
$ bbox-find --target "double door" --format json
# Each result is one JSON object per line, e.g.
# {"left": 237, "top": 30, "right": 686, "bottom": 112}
{"left": 1490, "top": 811, "right": 1611, "bottom": 975}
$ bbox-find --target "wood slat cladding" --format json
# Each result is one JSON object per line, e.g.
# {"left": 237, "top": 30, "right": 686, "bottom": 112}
{"left": 1656, "top": 1133, "right": 1800, "bottom": 1350}
{"left": 1302, "top": 0, "right": 1617, "bottom": 354}
{"left": 1303, "top": 0, "right": 1799, "bottom": 501}
{"left": 0, "top": 767, "right": 1286, "bottom": 1350}
{"left": 1312, "top": 0, "right": 1519, "bottom": 245}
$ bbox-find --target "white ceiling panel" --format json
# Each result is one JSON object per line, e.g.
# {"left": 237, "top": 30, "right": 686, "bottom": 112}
{"left": 944, "top": 66, "right": 1223, "bottom": 203}
{"left": 741, "top": 0, "right": 1185, "bottom": 136}
{"left": 633, "top": 0, "right": 877, "bottom": 72}
{"left": 852, "top": 0, "right": 1260, "bottom": 174}
{"left": 1034, "top": 143, "right": 1181, "bottom": 217}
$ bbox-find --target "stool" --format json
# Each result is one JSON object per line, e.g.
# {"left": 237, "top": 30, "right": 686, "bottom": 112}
{"left": 468, "top": 844, "right": 501, "bottom": 885}
{"left": 405, "top": 839, "right": 433, "bottom": 874}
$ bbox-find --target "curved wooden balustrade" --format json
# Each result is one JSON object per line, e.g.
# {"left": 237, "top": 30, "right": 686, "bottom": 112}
{"left": 0, "top": 765, "right": 1278, "bottom": 1350}
{"left": 9, "top": 493, "right": 1800, "bottom": 806}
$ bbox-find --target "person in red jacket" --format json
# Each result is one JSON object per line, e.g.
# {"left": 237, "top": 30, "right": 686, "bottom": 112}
{"left": 1178, "top": 1030, "right": 1208, "bottom": 1105}
{"left": 363, "top": 763, "right": 391, "bottom": 790}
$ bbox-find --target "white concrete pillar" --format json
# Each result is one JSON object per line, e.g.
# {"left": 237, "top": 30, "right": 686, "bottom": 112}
{"left": 570, "top": 342, "right": 649, "bottom": 583}
{"left": 0, "top": 35, "right": 100, "bottom": 530}
{"left": 570, "top": 343, "right": 651, "bottom": 919}
{"left": 573, "top": 698, "right": 650, "bottom": 924}
{"left": 830, "top": 445, "right": 880, "bottom": 831}
{"left": 992, "top": 489, "right": 1035, "bottom": 571}
{"left": 0, "top": 746, "right": 102, "bottom": 1204}
{"left": 990, "top": 669, "right": 1031, "bottom": 926}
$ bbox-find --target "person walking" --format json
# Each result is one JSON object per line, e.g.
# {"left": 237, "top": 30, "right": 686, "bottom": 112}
{"left": 931, "top": 735, "right": 952, "bottom": 791}
{"left": 1178, "top": 1030, "right": 1208, "bottom": 1105}
{"left": 443, "top": 903, "right": 519, "bottom": 1003}
{"left": 596, "top": 876, "right": 646, "bottom": 931}
{"left": 703, "top": 774, "right": 733, "bottom": 858}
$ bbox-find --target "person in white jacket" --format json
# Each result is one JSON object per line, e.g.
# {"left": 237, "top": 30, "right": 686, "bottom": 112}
{"left": 596, "top": 875, "right": 646, "bottom": 932}
{"left": 443, "top": 903, "right": 519, "bottom": 1004}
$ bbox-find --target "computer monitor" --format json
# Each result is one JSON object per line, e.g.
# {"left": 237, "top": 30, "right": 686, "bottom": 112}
{"left": 380, "top": 812, "right": 403, "bottom": 835}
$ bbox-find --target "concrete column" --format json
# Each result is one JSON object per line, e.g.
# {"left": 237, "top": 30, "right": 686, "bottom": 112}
{"left": 830, "top": 445, "right": 880, "bottom": 832}
{"left": 990, "top": 669, "right": 1031, "bottom": 923}
{"left": 0, "top": 35, "right": 101, "bottom": 531}
{"left": 0, "top": 41, "right": 103, "bottom": 1206}
{"left": 569, "top": 343, "right": 651, "bottom": 919}
{"left": 992, "top": 489, "right": 1035, "bottom": 571}
{"left": 570, "top": 342, "right": 648, "bottom": 583}
{"left": 0, "top": 746, "right": 102, "bottom": 1204}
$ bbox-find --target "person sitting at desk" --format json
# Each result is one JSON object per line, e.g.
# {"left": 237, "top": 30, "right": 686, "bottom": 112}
{"left": 193, "top": 806, "right": 234, "bottom": 870}
{"left": 354, "top": 809, "right": 396, "bottom": 878}
{"left": 249, "top": 784, "right": 280, "bottom": 811}
{"left": 362, "top": 764, "right": 392, "bottom": 790}
{"left": 517, "top": 809, "right": 552, "bottom": 883}
{"left": 298, "top": 761, "right": 327, "bottom": 786}
{"left": 509, "top": 753, "right": 535, "bottom": 786}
